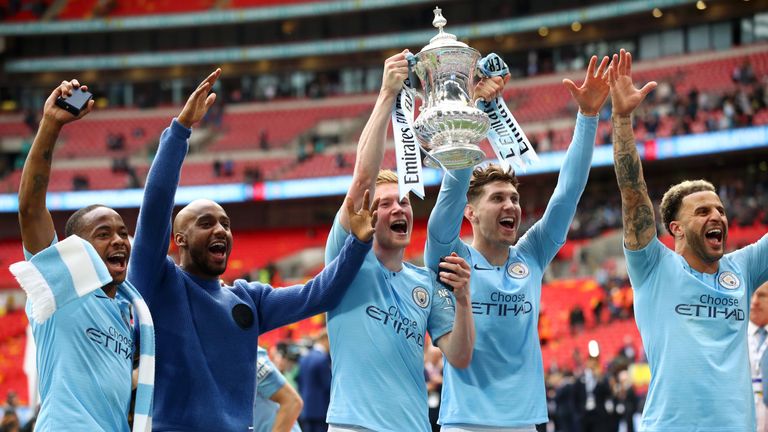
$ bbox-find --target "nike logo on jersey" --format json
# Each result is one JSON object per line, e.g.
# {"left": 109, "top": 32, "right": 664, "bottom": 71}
{"left": 473, "top": 264, "right": 495, "bottom": 271}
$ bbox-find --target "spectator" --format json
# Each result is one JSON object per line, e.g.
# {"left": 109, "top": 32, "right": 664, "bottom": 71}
{"left": 297, "top": 330, "right": 332, "bottom": 432}
{"left": 72, "top": 174, "right": 89, "bottom": 191}
{"left": 569, "top": 305, "right": 586, "bottom": 334}
{"left": 213, "top": 159, "right": 222, "bottom": 177}
{"left": 260, "top": 129, "right": 270, "bottom": 150}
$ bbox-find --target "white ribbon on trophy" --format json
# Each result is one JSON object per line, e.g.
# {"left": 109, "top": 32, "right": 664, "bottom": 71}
{"left": 477, "top": 53, "right": 539, "bottom": 172}
{"left": 391, "top": 77, "right": 425, "bottom": 200}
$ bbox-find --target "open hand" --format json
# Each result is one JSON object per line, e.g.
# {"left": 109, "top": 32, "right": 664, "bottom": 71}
{"left": 562, "top": 55, "right": 611, "bottom": 117}
{"left": 345, "top": 189, "right": 378, "bottom": 243}
{"left": 439, "top": 253, "right": 471, "bottom": 302}
{"left": 381, "top": 50, "right": 410, "bottom": 98}
{"left": 178, "top": 68, "right": 221, "bottom": 128}
{"left": 608, "top": 49, "right": 657, "bottom": 116}
{"left": 43, "top": 79, "right": 94, "bottom": 127}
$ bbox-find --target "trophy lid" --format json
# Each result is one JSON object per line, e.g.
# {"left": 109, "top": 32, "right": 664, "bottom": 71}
{"left": 420, "top": 7, "right": 469, "bottom": 52}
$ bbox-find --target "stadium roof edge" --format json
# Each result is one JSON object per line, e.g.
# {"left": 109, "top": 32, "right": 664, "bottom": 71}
{"left": 4, "top": 0, "right": 698, "bottom": 73}
{"left": 0, "top": 0, "right": 436, "bottom": 36}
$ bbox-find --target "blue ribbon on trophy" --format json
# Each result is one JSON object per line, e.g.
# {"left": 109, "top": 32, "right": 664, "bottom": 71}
{"left": 476, "top": 53, "right": 539, "bottom": 172}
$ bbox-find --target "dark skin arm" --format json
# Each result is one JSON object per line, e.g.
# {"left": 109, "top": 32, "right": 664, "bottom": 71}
{"left": 18, "top": 80, "right": 94, "bottom": 254}
{"left": 608, "top": 49, "right": 658, "bottom": 250}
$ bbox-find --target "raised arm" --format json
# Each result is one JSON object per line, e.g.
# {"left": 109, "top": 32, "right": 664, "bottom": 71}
{"left": 337, "top": 51, "right": 408, "bottom": 231}
{"left": 608, "top": 50, "right": 658, "bottom": 250}
{"left": 424, "top": 77, "right": 508, "bottom": 268}
{"left": 434, "top": 253, "right": 475, "bottom": 368}
{"left": 18, "top": 80, "right": 94, "bottom": 254}
{"left": 129, "top": 69, "right": 220, "bottom": 291}
{"left": 536, "top": 56, "right": 610, "bottom": 244}
{"left": 258, "top": 190, "right": 375, "bottom": 332}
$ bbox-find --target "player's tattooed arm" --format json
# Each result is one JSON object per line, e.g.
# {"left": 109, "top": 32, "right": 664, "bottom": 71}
{"left": 611, "top": 115, "right": 656, "bottom": 250}
{"left": 19, "top": 79, "right": 94, "bottom": 254}
{"left": 608, "top": 49, "right": 658, "bottom": 251}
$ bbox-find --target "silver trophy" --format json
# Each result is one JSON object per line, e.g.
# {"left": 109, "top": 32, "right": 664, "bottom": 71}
{"left": 409, "top": 7, "right": 490, "bottom": 170}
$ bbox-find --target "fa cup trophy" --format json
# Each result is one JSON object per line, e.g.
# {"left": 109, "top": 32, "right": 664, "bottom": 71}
{"left": 391, "top": 8, "right": 535, "bottom": 199}
{"left": 407, "top": 7, "right": 490, "bottom": 170}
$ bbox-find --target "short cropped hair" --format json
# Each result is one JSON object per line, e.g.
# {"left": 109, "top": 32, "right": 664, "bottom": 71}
{"left": 467, "top": 164, "right": 519, "bottom": 203}
{"left": 376, "top": 169, "right": 399, "bottom": 185}
{"left": 65, "top": 204, "right": 109, "bottom": 237}
{"left": 659, "top": 180, "right": 716, "bottom": 235}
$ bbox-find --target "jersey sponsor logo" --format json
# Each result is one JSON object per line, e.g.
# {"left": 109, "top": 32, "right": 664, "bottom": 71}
{"left": 85, "top": 326, "right": 133, "bottom": 360}
{"left": 718, "top": 271, "right": 741, "bottom": 290}
{"left": 412, "top": 286, "right": 430, "bottom": 308}
{"left": 365, "top": 305, "right": 424, "bottom": 347}
{"left": 674, "top": 294, "right": 745, "bottom": 321}
{"left": 256, "top": 358, "right": 273, "bottom": 380}
{"left": 472, "top": 291, "right": 533, "bottom": 317}
{"left": 507, "top": 262, "right": 529, "bottom": 278}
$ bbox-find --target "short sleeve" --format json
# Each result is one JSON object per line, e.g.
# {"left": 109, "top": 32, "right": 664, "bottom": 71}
{"left": 427, "top": 280, "right": 456, "bottom": 346}
{"left": 729, "top": 234, "right": 768, "bottom": 296}
{"left": 24, "top": 234, "right": 58, "bottom": 260}
{"left": 256, "top": 349, "right": 287, "bottom": 399}
{"left": 624, "top": 237, "right": 666, "bottom": 291}
{"left": 324, "top": 211, "right": 349, "bottom": 265}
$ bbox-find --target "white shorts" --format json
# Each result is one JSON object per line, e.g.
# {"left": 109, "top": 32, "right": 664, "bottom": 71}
{"left": 441, "top": 426, "right": 537, "bottom": 432}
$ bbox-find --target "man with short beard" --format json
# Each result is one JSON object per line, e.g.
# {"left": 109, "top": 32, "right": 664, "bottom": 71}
{"left": 17, "top": 79, "right": 138, "bottom": 431}
{"left": 424, "top": 55, "right": 611, "bottom": 431}
{"left": 609, "top": 49, "right": 768, "bottom": 431}
{"left": 127, "top": 69, "right": 375, "bottom": 431}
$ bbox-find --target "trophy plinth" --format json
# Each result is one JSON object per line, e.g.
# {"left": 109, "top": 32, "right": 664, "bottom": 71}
{"left": 409, "top": 7, "right": 489, "bottom": 169}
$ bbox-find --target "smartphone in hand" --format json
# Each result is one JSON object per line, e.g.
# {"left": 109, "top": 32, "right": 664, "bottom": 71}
{"left": 55, "top": 88, "right": 93, "bottom": 116}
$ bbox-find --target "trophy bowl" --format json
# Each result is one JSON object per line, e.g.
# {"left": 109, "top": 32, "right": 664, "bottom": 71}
{"left": 409, "top": 8, "right": 490, "bottom": 170}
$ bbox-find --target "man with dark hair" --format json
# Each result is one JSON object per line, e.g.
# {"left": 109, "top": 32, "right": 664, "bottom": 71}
{"left": 127, "top": 69, "right": 375, "bottom": 431}
{"left": 424, "top": 55, "right": 611, "bottom": 430}
{"left": 609, "top": 48, "right": 767, "bottom": 431}
{"left": 16, "top": 80, "right": 140, "bottom": 431}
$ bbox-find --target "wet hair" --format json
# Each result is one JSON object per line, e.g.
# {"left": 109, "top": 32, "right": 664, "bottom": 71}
{"left": 376, "top": 170, "right": 398, "bottom": 185}
{"left": 65, "top": 204, "right": 110, "bottom": 237}
{"left": 467, "top": 164, "right": 519, "bottom": 203}
{"left": 659, "top": 179, "right": 716, "bottom": 235}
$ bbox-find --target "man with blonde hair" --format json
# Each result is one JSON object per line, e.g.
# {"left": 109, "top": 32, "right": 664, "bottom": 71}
{"left": 322, "top": 50, "right": 504, "bottom": 431}
{"left": 609, "top": 48, "right": 767, "bottom": 431}
{"left": 424, "top": 54, "right": 612, "bottom": 430}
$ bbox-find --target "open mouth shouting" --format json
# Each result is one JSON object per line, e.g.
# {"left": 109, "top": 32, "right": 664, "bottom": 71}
{"left": 106, "top": 251, "right": 128, "bottom": 274}
{"left": 704, "top": 227, "right": 724, "bottom": 249}
{"left": 208, "top": 240, "right": 228, "bottom": 262}
{"left": 390, "top": 220, "right": 408, "bottom": 235}
{"left": 499, "top": 216, "right": 516, "bottom": 232}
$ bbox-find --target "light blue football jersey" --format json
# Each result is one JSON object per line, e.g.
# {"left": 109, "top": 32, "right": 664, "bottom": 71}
{"left": 324, "top": 215, "right": 456, "bottom": 432}
{"left": 252, "top": 347, "right": 302, "bottom": 432}
{"left": 626, "top": 235, "right": 768, "bottom": 432}
{"left": 25, "top": 243, "right": 134, "bottom": 432}
{"left": 424, "top": 113, "right": 598, "bottom": 427}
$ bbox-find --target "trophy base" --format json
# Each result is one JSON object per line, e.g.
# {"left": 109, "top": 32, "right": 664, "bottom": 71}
{"left": 425, "top": 143, "right": 486, "bottom": 170}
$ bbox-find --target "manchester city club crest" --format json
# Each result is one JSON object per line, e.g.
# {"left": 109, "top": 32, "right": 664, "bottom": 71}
{"left": 412, "top": 286, "right": 430, "bottom": 308}
{"left": 507, "top": 262, "right": 529, "bottom": 279}
{"left": 718, "top": 271, "right": 741, "bottom": 290}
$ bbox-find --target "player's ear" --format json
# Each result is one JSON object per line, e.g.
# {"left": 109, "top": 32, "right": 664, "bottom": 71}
{"left": 464, "top": 204, "right": 477, "bottom": 224}
{"left": 174, "top": 232, "right": 187, "bottom": 247}
{"left": 669, "top": 220, "right": 683, "bottom": 239}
